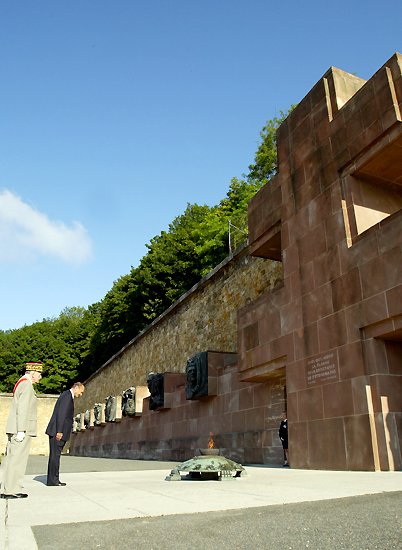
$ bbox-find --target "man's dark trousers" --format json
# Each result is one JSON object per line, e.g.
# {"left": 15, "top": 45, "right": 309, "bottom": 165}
{"left": 47, "top": 436, "right": 65, "bottom": 485}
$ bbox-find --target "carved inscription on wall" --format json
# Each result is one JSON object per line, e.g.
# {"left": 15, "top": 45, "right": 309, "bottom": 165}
{"left": 305, "top": 351, "right": 339, "bottom": 386}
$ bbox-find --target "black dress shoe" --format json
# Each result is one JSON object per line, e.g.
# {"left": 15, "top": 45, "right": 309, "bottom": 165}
{"left": 47, "top": 482, "right": 66, "bottom": 486}
{"left": 0, "top": 493, "right": 28, "bottom": 499}
{"left": 57, "top": 482, "right": 67, "bottom": 486}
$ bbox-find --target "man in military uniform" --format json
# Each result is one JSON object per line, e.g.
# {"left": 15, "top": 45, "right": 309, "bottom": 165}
{"left": 1, "top": 362, "right": 43, "bottom": 499}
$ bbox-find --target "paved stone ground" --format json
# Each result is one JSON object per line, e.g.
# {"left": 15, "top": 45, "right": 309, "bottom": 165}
{"left": 32, "top": 491, "right": 401, "bottom": 550}
{"left": 2, "top": 456, "right": 400, "bottom": 550}
{"left": 25, "top": 454, "right": 179, "bottom": 474}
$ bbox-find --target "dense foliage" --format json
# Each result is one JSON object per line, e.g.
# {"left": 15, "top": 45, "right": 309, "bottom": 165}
{"left": 0, "top": 307, "right": 92, "bottom": 393}
{"left": 0, "top": 110, "right": 292, "bottom": 393}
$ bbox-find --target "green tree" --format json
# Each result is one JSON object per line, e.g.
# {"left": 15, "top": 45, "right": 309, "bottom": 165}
{"left": 0, "top": 109, "right": 294, "bottom": 388}
{"left": 0, "top": 307, "right": 95, "bottom": 393}
{"left": 247, "top": 109, "right": 294, "bottom": 185}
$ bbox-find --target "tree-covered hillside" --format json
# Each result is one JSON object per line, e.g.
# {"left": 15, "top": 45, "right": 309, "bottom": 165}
{"left": 0, "top": 110, "right": 292, "bottom": 393}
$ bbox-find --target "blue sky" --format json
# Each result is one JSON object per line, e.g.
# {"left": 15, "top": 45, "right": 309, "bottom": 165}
{"left": 0, "top": 0, "right": 400, "bottom": 331}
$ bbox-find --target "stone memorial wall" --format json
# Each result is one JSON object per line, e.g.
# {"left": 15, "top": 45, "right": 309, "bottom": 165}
{"left": 78, "top": 248, "right": 282, "bottom": 411}
{"left": 69, "top": 53, "right": 402, "bottom": 470}
{"left": 241, "top": 52, "right": 402, "bottom": 471}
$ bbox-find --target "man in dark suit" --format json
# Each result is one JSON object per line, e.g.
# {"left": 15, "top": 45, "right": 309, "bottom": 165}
{"left": 278, "top": 412, "right": 289, "bottom": 467}
{"left": 45, "top": 382, "right": 85, "bottom": 486}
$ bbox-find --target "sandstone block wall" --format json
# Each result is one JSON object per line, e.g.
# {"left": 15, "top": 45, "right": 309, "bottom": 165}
{"left": 243, "top": 52, "right": 402, "bottom": 471}
{"left": 79, "top": 248, "right": 282, "bottom": 412}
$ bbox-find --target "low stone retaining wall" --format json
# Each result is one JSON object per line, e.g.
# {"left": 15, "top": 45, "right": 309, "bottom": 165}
{"left": 0, "top": 394, "right": 58, "bottom": 455}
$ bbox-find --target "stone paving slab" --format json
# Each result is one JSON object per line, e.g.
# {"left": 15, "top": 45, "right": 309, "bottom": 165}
{"left": 1, "top": 456, "right": 401, "bottom": 550}
{"left": 32, "top": 491, "right": 402, "bottom": 550}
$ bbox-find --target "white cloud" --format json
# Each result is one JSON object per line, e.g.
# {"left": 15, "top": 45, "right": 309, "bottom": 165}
{"left": 0, "top": 189, "right": 93, "bottom": 264}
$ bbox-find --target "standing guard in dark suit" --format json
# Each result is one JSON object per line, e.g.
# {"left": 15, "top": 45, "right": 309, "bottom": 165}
{"left": 279, "top": 412, "right": 289, "bottom": 467}
{"left": 45, "top": 382, "right": 85, "bottom": 486}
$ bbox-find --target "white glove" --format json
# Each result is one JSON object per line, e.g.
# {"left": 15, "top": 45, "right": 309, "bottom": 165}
{"left": 15, "top": 431, "right": 26, "bottom": 442}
